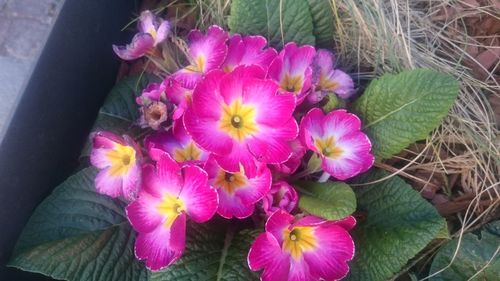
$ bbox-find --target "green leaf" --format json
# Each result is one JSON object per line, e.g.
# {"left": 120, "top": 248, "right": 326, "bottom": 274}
{"left": 307, "top": 0, "right": 335, "bottom": 48}
{"left": 8, "top": 168, "right": 149, "bottom": 281}
{"left": 429, "top": 225, "right": 500, "bottom": 281}
{"left": 346, "top": 169, "right": 446, "bottom": 281}
{"left": 352, "top": 69, "right": 459, "bottom": 160}
{"left": 81, "top": 74, "right": 157, "bottom": 157}
{"left": 150, "top": 223, "right": 259, "bottom": 281}
{"left": 228, "top": 0, "right": 315, "bottom": 47}
{"left": 297, "top": 181, "right": 356, "bottom": 220}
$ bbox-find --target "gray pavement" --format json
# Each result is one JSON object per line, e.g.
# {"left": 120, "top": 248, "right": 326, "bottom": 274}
{"left": 0, "top": 0, "right": 62, "bottom": 133}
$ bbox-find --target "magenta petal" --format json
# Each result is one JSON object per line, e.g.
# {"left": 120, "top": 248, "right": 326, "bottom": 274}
{"left": 187, "top": 25, "right": 228, "bottom": 72}
{"left": 95, "top": 168, "right": 122, "bottom": 198}
{"left": 179, "top": 165, "right": 218, "bottom": 223}
{"left": 288, "top": 259, "right": 314, "bottom": 281}
{"left": 213, "top": 143, "right": 257, "bottom": 177}
{"left": 126, "top": 191, "right": 163, "bottom": 233}
{"left": 113, "top": 33, "right": 154, "bottom": 60}
{"left": 184, "top": 109, "right": 233, "bottom": 156}
{"left": 302, "top": 225, "right": 355, "bottom": 280}
{"left": 248, "top": 233, "right": 290, "bottom": 281}
{"left": 323, "top": 109, "right": 362, "bottom": 138}
{"left": 134, "top": 214, "right": 186, "bottom": 271}
{"left": 236, "top": 164, "right": 271, "bottom": 205}
{"left": 217, "top": 190, "right": 255, "bottom": 219}
{"left": 142, "top": 156, "right": 182, "bottom": 197}
{"left": 325, "top": 215, "right": 357, "bottom": 231}
{"left": 299, "top": 108, "right": 325, "bottom": 151}
{"left": 265, "top": 210, "right": 294, "bottom": 244}
{"left": 121, "top": 162, "right": 141, "bottom": 201}
{"left": 90, "top": 148, "right": 112, "bottom": 169}
{"left": 92, "top": 131, "right": 125, "bottom": 148}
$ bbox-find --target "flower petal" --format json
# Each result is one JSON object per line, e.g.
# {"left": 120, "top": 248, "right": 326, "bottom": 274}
{"left": 134, "top": 213, "right": 186, "bottom": 271}
{"left": 187, "top": 25, "right": 228, "bottom": 72}
{"left": 142, "top": 155, "right": 182, "bottom": 197}
{"left": 121, "top": 163, "right": 141, "bottom": 201}
{"left": 302, "top": 224, "right": 355, "bottom": 280}
{"left": 126, "top": 191, "right": 163, "bottom": 233}
{"left": 248, "top": 233, "right": 290, "bottom": 281}
{"left": 95, "top": 168, "right": 122, "bottom": 198}
{"left": 179, "top": 165, "right": 218, "bottom": 223}
{"left": 217, "top": 190, "right": 255, "bottom": 219}
{"left": 299, "top": 108, "right": 325, "bottom": 151}
{"left": 113, "top": 33, "right": 154, "bottom": 60}
{"left": 265, "top": 209, "right": 294, "bottom": 244}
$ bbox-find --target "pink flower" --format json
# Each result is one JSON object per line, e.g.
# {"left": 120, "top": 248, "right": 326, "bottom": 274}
{"left": 204, "top": 156, "right": 271, "bottom": 219}
{"left": 300, "top": 108, "right": 374, "bottom": 180}
{"left": 248, "top": 210, "right": 356, "bottom": 281}
{"left": 222, "top": 34, "right": 277, "bottom": 73}
{"left": 90, "top": 131, "right": 141, "bottom": 200}
{"left": 144, "top": 119, "right": 209, "bottom": 165}
{"left": 113, "top": 10, "right": 170, "bottom": 60}
{"left": 164, "top": 76, "right": 196, "bottom": 120}
{"left": 126, "top": 154, "right": 218, "bottom": 271}
{"left": 268, "top": 42, "right": 316, "bottom": 104}
{"left": 262, "top": 181, "right": 298, "bottom": 216}
{"left": 309, "top": 49, "right": 354, "bottom": 103}
{"left": 184, "top": 65, "right": 298, "bottom": 177}
{"left": 270, "top": 138, "right": 306, "bottom": 175}
{"left": 136, "top": 82, "right": 167, "bottom": 105}
{"left": 173, "top": 25, "right": 228, "bottom": 86}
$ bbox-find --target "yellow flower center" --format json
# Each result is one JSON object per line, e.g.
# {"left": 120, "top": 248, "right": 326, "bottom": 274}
{"left": 213, "top": 170, "right": 247, "bottom": 195}
{"left": 314, "top": 136, "right": 343, "bottom": 159}
{"left": 106, "top": 144, "right": 136, "bottom": 176}
{"left": 147, "top": 27, "right": 157, "bottom": 41}
{"left": 281, "top": 74, "right": 303, "bottom": 94}
{"left": 173, "top": 141, "right": 202, "bottom": 162}
{"left": 318, "top": 74, "right": 338, "bottom": 91}
{"left": 156, "top": 193, "right": 186, "bottom": 227}
{"left": 283, "top": 227, "right": 317, "bottom": 259}
{"left": 219, "top": 99, "right": 258, "bottom": 142}
{"left": 185, "top": 56, "right": 206, "bottom": 73}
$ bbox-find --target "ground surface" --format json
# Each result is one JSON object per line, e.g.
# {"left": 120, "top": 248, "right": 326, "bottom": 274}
{"left": 0, "top": 0, "right": 62, "bottom": 134}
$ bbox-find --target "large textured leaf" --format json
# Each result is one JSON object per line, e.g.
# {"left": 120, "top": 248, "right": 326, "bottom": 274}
{"left": 150, "top": 223, "right": 259, "bottom": 281}
{"left": 346, "top": 170, "right": 446, "bottom": 281}
{"left": 307, "top": 0, "right": 335, "bottom": 48}
{"left": 352, "top": 69, "right": 459, "bottom": 160}
{"left": 429, "top": 222, "right": 500, "bottom": 281}
{"left": 228, "top": 0, "right": 315, "bottom": 47}
{"left": 297, "top": 181, "right": 356, "bottom": 220}
{"left": 8, "top": 168, "right": 149, "bottom": 281}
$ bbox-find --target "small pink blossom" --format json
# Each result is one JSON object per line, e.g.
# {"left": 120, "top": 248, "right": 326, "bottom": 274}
{"left": 222, "top": 34, "right": 277, "bottom": 73}
{"left": 262, "top": 181, "right": 298, "bottom": 215}
{"left": 309, "top": 49, "right": 355, "bottom": 103}
{"left": 300, "top": 108, "right": 374, "bottom": 180}
{"left": 204, "top": 156, "right": 271, "bottom": 219}
{"left": 248, "top": 210, "right": 356, "bottom": 281}
{"left": 126, "top": 154, "right": 218, "bottom": 271}
{"left": 90, "top": 131, "right": 141, "bottom": 201}
{"left": 268, "top": 42, "right": 316, "bottom": 104}
{"left": 184, "top": 65, "right": 298, "bottom": 177}
{"left": 113, "top": 11, "right": 170, "bottom": 60}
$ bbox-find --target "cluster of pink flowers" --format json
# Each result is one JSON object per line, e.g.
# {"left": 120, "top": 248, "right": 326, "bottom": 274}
{"left": 92, "top": 11, "right": 375, "bottom": 281}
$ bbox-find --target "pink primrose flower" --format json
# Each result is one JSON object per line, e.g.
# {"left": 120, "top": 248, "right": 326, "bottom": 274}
{"left": 222, "top": 34, "right": 277, "bottom": 73}
{"left": 262, "top": 181, "right": 298, "bottom": 216}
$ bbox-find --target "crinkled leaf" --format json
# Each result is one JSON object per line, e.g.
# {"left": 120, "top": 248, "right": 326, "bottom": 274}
{"left": 228, "top": 0, "right": 315, "bottom": 47}
{"left": 346, "top": 169, "right": 446, "bottom": 281}
{"left": 429, "top": 222, "right": 500, "bottom": 281}
{"left": 297, "top": 181, "right": 356, "bottom": 220}
{"left": 307, "top": 0, "right": 335, "bottom": 48}
{"left": 81, "top": 74, "right": 157, "bottom": 157}
{"left": 352, "top": 69, "right": 459, "bottom": 160}
{"left": 150, "top": 223, "right": 259, "bottom": 281}
{"left": 8, "top": 168, "right": 149, "bottom": 281}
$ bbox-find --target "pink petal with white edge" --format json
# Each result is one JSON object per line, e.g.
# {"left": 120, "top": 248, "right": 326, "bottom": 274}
{"left": 323, "top": 215, "right": 357, "bottom": 231}
{"left": 126, "top": 191, "right": 163, "bottom": 233}
{"left": 240, "top": 35, "right": 277, "bottom": 68}
{"left": 220, "top": 65, "right": 265, "bottom": 105}
{"left": 171, "top": 69, "right": 203, "bottom": 92}
{"left": 121, "top": 162, "right": 141, "bottom": 201}
{"left": 327, "top": 69, "right": 355, "bottom": 99}
{"left": 270, "top": 138, "right": 306, "bottom": 175}
{"left": 92, "top": 131, "right": 124, "bottom": 149}
{"left": 142, "top": 156, "right": 182, "bottom": 198}
{"left": 179, "top": 165, "right": 218, "bottom": 223}
{"left": 217, "top": 190, "right": 255, "bottom": 219}
{"left": 138, "top": 11, "right": 155, "bottom": 33}
{"left": 144, "top": 131, "right": 181, "bottom": 161}
{"left": 303, "top": 224, "right": 355, "bottom": 281}
{"left": 213, "top": 142, "right": 257, "bottom": 177}
{"left": 155, "top": 21, "right": 170, "bottom": 45}
{"left": 187, "top": 25, "right": 228, "bottom": 72}
{"left": 288, "top": 258, "right": 314, "bottom": 281}
{"left": 299, "top": 108, "right": 325, "bottom": 151}
{"left": 248, "top": 233, "right": 290, "bottom": 281}
{"left": 113, "top": 33, "right": 154, "bottom": 60}
{"left": 323, "top": 109, "right": 362, "bottom": 138}
{"left": 90, "top": 148, "right": 112, "bottom": 169}
{"left": 235, "top": 164, "right": 271, "bottom": 205}
{"left": 184, "top": 108, "right": 233, "bottom": 156}
{"left": 265, "top": 209, "right": 294, "bottom": 245}
{"left": 247, "top": 118, "right": 297, "bottom": 164}
{"left": 241, "top": 77, "right": 295, "bottom": 126}
{"left": 286, "top": 43, "right": 316, "bottom": 77}
{"left": 95, "top": 168, "right": 122, "bottom": 198}
{"left": 134, "top": 213, "right": 186, "bottom": 271}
